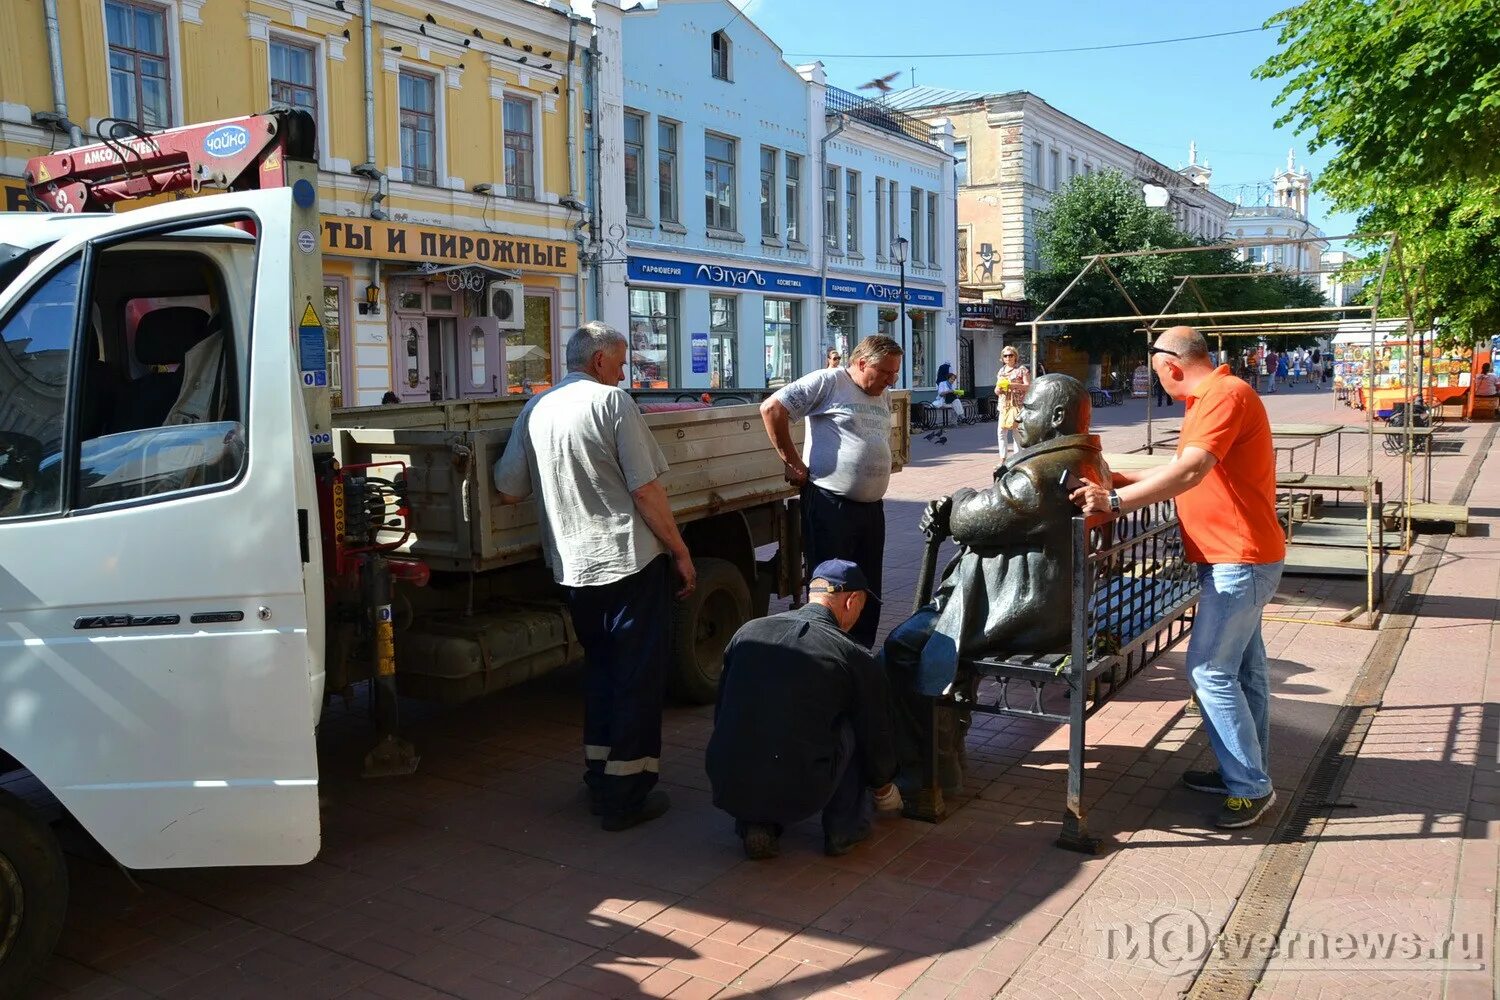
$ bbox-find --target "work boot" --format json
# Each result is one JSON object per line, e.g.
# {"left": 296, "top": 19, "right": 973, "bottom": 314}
{"left": 823, "top": 820, "right": 872, "bottom": 857}
{"left": 1215, "top": 791, "right": 1276, "bottom": 829}
{"left": 740, "top": 823, "right": 780, "bottom": 860}
{"left": 601, "top": 789, "right": 671, "bottom": 832}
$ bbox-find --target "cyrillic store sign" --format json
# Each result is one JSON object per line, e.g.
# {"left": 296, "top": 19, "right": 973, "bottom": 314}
{"left": 825, "top": 277, "right": 944, "bottom": 308}
{"left": 321, "top": 216, "right": 572, "bottom": 274}
{"left": 628, "top": 256, "right": 819, "bottom": 295}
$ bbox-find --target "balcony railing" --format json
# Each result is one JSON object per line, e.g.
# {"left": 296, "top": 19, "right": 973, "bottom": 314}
{"left": 824, "top": 87, "right": 931, "bottom": 145}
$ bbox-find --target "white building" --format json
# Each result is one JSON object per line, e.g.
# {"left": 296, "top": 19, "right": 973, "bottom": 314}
{"left": 591, "top": 0, "right": 955, "bottom": 391}
{"left": 1228, "top": 150, "right": 1327, "bottom": 276}
{"left": 1320, "top": 249, "right": 1369, "bottom": 306}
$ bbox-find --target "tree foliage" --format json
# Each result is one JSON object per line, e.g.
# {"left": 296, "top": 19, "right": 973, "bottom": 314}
{"left": 1025, "top": 172, "right": 1325, "bottom": 363}
{"left": 1256, "top": 0, "right": 1500, "bottom": 348}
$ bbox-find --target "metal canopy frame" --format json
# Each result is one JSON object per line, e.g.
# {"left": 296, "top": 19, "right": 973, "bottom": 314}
{"left": 1022, "top": 233, "right": 1424, "bottom": 629}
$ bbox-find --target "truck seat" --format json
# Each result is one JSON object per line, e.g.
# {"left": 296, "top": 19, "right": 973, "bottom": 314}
{"left": 111, "top": 307, "right": 212, "bottom": 432}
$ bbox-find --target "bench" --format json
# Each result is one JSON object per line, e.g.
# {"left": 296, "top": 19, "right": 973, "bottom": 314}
{"left": 905, "top": 505, "right": 1200, "bottom": 852}
{"left": 1385, "top": 501, "right": 1471, "bottom": 536}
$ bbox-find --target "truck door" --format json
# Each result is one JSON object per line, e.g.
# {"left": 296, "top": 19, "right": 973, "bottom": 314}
{"left": 0, "top": 190, "right": 322, "bottom": 870}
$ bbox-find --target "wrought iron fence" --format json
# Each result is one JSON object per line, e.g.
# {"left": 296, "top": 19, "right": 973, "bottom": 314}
{"left": 824, "top": 87, "right": 931, "bottom": 145}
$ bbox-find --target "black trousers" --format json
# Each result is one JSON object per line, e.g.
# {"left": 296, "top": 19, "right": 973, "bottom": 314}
{"left": 801, "top": 484, "right": 885, "bottom": 647}
{"left": 566, "top": 554, "right": 670, "bottom": 817}
{"left": 731, "top": 719, "right": 869, "bottom": 841}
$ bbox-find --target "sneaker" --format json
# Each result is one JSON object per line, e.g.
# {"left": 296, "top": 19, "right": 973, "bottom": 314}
{"left": 1215, "top": 792, "right": 1276, "bottom": 829}
{"left": 601, "top": 789, "right": 670, "bottom": 832}
{"left": 1181, "top": 769, "right": 1230, "bottom": 795}
{"left": 741, "top": 823, "right": 780, "bottom": 860}
{"left": 823, "top": 820, "right": 872, "bottom": 857}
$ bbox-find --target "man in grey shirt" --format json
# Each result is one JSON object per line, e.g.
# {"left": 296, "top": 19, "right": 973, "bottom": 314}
{"left": 495, "top": 322, "right": 696, "bottom": 831}
{"left": 760, "top": 334, "right": 902, "bottom": 646}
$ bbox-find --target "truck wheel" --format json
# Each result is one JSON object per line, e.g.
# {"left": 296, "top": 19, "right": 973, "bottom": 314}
{"left": 669, "top": 557, "right": 751, "bottom": 705}
{"left": 0, "top": 793, "right": 67, "bottom": 997}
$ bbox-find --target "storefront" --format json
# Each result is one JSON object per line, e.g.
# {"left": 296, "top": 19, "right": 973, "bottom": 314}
{"left": 320, "top": 217, "right": 576, "bottom": 407}
{"left": 959, "top": 299, "right": 1034, "bottom": 392}
{"left": 625, "top": 255, "right": 821, "bottom": 390}
{"left": 824, "top": 277, "right": 946, "bottom": 387}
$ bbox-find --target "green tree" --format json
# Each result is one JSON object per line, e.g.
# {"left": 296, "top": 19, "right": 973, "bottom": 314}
{"left": 1256, "top": 0, "right": 1500, "bottom": 348}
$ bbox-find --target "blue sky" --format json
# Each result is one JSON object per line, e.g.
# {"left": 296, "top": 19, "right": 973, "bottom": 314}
{"left": 736, "top": 0, "right": 1357, "bottom": 237}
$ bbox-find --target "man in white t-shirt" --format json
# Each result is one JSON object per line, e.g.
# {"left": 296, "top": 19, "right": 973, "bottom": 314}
{"left": 760, "top": 335, "right": 902, "bottom": 646}
{"left": 495, "top": 322, "right": 696, "bottom": 832}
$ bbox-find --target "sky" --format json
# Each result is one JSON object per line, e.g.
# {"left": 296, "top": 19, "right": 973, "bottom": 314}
{"left": 710, "top": 0, "right": 1359, "bottom": 238}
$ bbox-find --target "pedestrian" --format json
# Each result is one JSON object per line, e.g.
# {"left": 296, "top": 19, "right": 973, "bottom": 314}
{"left": 1154, "top": 369, "right": 1171, "bottom": 408}
{"left": 925, "top": 361, "right": 964, "bottom": 440}
{"left": 1264, "top": 349, "right": 1278, "bottom": 393}
{"left": 495, "top": 322, "right": 697, "bottom": 831}
{"left": 994, "top": 346, "right": 1031, "bottom": 454}
{"left": 825, "top": 347, "right": 843, "bottom": 369}
{"left": 707, "top": 558, "right": 902, "bottom": 860}
{"left": 1071, "top": 326, "right": 1285, "bottom": 829}
{"left": 760, "top": 334, "right": 902, "bottom": 647}
{"left": 381, "top": 391, "right": 400, "bottom": 405}
{"left": 1275, "top": 350, "right": 1288, "bottom": 390}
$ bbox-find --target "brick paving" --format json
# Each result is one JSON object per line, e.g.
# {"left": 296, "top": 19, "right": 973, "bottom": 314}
{"left": 27, "top": 381, "right": 1497, "bottom": 999}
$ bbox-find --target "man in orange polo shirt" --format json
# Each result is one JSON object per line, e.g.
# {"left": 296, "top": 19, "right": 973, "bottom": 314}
{"left": 1072, "top": 326, "right": 1285, "bottom": 828}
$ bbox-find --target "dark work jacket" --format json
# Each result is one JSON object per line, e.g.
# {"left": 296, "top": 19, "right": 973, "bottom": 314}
{"left": 706, "top": 604, "right": 898, "bottom": 822}
{"left": 916, "top": 433, "right": 1113, "bottom": 694}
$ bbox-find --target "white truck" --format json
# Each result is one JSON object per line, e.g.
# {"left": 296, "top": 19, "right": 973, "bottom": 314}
{"left": 0, "top": 112, "right": 908, "bottom": 990}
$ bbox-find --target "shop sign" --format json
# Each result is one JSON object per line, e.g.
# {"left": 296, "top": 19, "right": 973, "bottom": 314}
{"left": 321, "top": 216, "right": 572, "bottom": 274}
{"left": 825, "top": 277, "right": 944, "bottom": 308}
{"left": 1, "top": 178, "right": 43, "bottom": 212}
{"left": 627, "top": 255, "right": 819, "bottom": 295}
{"left": 958, "top": 299, "right": 1033, "bottom": 325}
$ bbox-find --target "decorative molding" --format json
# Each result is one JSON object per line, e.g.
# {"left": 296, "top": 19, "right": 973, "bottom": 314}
{"left": 326, "top": 33, "right": 347, "bottom": 61}
{"left": 444, "top": 65, "right": 463, "bottom": 90}
{"left": 180, "top": 0, "right": 204, "bottom": 24}
{"left": 289, "top": 0, "right": 352, "bottom": 29}
{"left": 0, "top": 102, "right": 33, "bottom": 125}
{"left": 246, "top": 12, "right": 271, "bottom": 42}
{"left": 488, "top": 77, "right": 506, "bottom": 101}
{"left": 542, "top": 93, "right": 558, "bottom": 115}
{"left": 382, "top": 50, "right": 400, "bottom": 73}
{"left": 382, "top": 24, "right": 467, "bottom": 62}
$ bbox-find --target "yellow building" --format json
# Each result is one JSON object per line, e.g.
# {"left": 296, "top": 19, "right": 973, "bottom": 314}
{"left": 0, "top": 0, "right": 588, "bottom": 406}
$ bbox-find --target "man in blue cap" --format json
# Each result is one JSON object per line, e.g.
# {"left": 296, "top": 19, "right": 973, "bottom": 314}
{"left": 706, "top": 559, "right": 901, "bottom": 860}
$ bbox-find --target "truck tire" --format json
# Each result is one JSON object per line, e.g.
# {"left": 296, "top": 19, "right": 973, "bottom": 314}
{"left": 669, "top": 557, "right": 751, "bottom": 705}
{"left": 0, "top": 793, "right": 67, "bottom": 998}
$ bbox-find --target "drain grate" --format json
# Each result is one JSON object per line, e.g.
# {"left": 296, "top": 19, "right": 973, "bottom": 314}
{"left": 1185, "top": 423, "right": 1496, "bottom": 1000}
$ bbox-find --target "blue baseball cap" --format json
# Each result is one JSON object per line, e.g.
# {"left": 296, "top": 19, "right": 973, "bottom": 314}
{"left": 809, "top": 559, "right": 880, "bottom": 605}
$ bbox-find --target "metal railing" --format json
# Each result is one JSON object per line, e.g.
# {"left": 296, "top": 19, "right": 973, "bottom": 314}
{"left": 824, "top": 87, "right": 931, "bottom": 145}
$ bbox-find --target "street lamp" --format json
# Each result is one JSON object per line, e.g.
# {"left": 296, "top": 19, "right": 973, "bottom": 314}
{"left": 892, "top": 236, "right": 909, "bottom": 386}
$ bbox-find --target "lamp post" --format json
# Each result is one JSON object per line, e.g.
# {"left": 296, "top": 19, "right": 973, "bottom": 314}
{"left": 892, "top": 236, "right": 909, "bottom": 387}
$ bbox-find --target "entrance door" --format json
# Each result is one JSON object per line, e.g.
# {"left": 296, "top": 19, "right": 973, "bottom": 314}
{"left": 426, "top": 317, "right": 449, "bottom": 401}
{"left": 460, "top": 316, "right": 502, "bottom": 398}
{"left": 394, "top": 312, "right": 429, "bottom": 402}
{"left": 0, "top": 190, "right": 321, "bottom": 869}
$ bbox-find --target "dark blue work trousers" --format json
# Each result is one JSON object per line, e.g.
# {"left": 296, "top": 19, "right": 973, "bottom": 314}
{"left": 566, "top": 554, "right": 670, "bottom": 818}
{"left": 732, "top": 719, "right": 870, "bottom": 843}
{"left": 801, "top": 484, "right": 885, "bottom": 647}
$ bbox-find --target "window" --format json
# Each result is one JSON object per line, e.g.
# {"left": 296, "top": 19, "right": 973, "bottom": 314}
{"left": 910, "top": 187, "right": 922, "bottom": 261}
{"left": 926, "top": 192, "right": 938, "bottom": 264}
{"left": 875, "top": 178, "right": 886, "bottom": 258}
{"left": 105, "top": 0, "right": 172, "bottom": 128}
{"left": 398, "top": 71, "right": 438, "bottom": 185}
{"left": 784, "top": 153, "right": 802, "bottom": 243}
{"left": 957, "top": 228, "right": 969, "bottom": 283}
{"left": 887, "top": 180, "right": 900, "bottom": 252}
{"left": 1049, "top": 149, "right": 1060, "bottom": 191}
{"left": 824, "top": 303, "right": 857, "bottom": 363}
{"left": 624, "top": 111, "right": 646, "bottom": 219}
{"left": 704, "top": 133, "right": 736, "bottom": 232}
{"left": 709, "top": 294, "right": 737, "bottom": 388}
{"left": 658, "top": 120, "right": 679, "bottom": 224}
{"left": 270, "top": 38, "right": 318, "bottom": 122}
{"left": 845, "top": 169, "right": 860, "bottom": 254}
{"left": 1032, "top": 141, "right": 1043, "bottom": 186}
{"left": 711, "top": 30, "right": 731, "bottom": 81}
{"left": 628, "top": 288, "right": 677, "bottom": 387}
{"left": 760, "top": 147, "right": 779, "bottom": 240}
{"left": 823, "top": 165, "right": 840, "bottom": 251}
{"left": 954, "top": 141, "right": 968, "bottom": 187}
{"left": 509, "top": 295, "right": 554, "bottom": 394}
{"left": 503, "top": 97, "right": 536, "bottom": 200}
{"left": 910, "top": 310, "right": 933, "bottom": 385}
{"left": 1067, "top": 155, "right": 1078, "bottom": 181}
{"left": 322, "top": 281, "right": 344, "bottom": 408}
{"left": 763, "top": 298, "right": 799, "bottom": 388}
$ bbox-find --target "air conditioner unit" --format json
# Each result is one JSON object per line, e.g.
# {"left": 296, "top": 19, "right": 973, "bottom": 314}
{"left": 486, "top": 281, "right": 526, "bottom": 330}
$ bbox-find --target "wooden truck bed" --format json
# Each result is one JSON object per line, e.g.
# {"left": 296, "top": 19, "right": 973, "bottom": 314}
{"left": 333, "top": 392, "right": 911, "bottom": 573}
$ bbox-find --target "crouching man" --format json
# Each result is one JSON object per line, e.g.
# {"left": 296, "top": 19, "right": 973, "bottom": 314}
{"left": 707, "top": 560, "right": 901, "bottom": 859}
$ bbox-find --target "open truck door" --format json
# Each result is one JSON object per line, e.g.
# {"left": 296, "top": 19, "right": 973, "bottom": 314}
{"left": 0, "top": 190, "right": 324, "bottom": 887}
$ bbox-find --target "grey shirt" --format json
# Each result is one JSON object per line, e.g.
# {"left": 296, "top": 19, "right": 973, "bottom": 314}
{"left": 493, "top": 372, "right": 670, "bottom": 587}
{"left": 772, "top": 367, "right": 892, "bottom": 502}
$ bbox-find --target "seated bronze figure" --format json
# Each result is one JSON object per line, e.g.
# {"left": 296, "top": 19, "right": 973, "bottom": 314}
{"left": 883, "top": 373, "right": 1113, "bottom": 795}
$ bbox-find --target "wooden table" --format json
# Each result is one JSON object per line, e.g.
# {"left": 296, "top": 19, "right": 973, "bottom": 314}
{"left": 1269, "top": 422, "right": 1343, "bottom": 473}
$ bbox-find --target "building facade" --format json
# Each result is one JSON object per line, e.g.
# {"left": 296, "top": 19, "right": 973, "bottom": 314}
{"left": 1227, "top": 150, "right": 1327, "bottom": 278}
{"left": 886, "top": 87, "right": 1233, "bottom": 390}
{"left": 1, "top": 0, "right": 587, "bottom": 406}
{"left": 592, "top": 0, "right": 954, "bottom": 391}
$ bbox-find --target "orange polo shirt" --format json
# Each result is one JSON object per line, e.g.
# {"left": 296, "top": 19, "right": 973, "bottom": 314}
{"left": 1175, "top": 365, "right": 1286, "bottom": 565}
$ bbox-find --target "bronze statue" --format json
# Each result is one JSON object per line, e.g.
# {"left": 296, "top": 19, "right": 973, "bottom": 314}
{"left": 883, "top": 373, "right": 1113, "bottom": 793}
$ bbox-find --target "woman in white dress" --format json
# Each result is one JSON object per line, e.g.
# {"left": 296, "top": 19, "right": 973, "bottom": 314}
{"left": 994, "top": 347, "right": 1031, "bottom": 454}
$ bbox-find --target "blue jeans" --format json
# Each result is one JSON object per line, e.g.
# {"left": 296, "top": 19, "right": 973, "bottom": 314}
{"left": 1188, "top": 562, "right": 1284, "bottom": 798}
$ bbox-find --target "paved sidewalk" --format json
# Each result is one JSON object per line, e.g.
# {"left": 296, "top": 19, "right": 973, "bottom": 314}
{"left": 29, "top": 385, "right": 1496, "bottom": 999}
